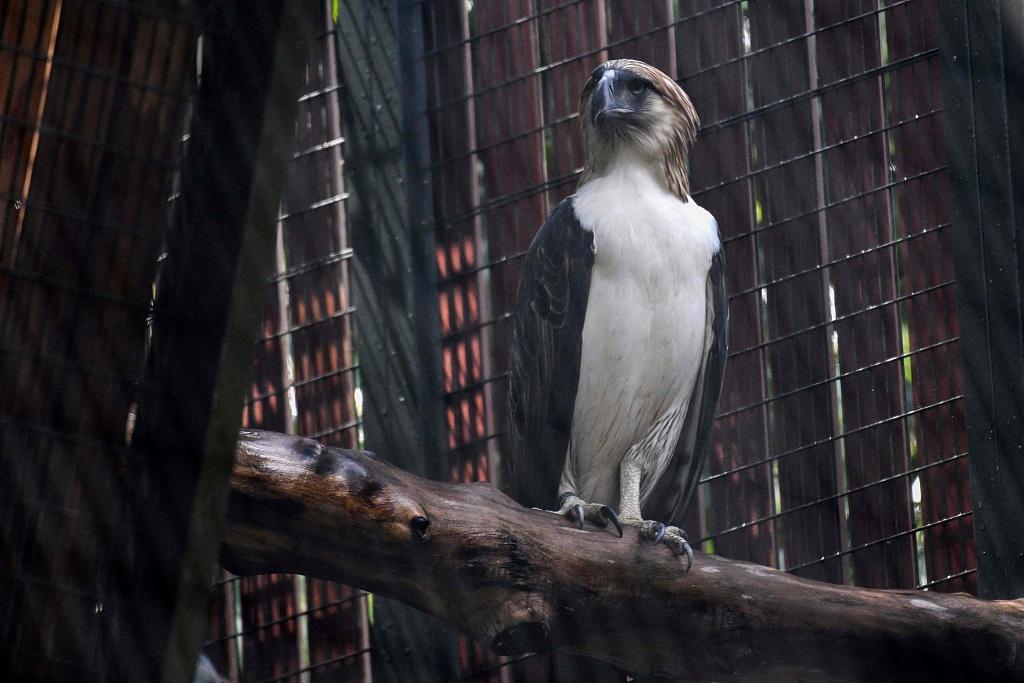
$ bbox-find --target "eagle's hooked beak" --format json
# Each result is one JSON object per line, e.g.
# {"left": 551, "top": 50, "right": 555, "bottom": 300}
{"left": 590, "top": 71, "right": 635, "bottom": 128}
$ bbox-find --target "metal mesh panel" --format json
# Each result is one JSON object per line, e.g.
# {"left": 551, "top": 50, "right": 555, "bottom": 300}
{"left": 0, "top": 0, "right": 977, "bottom": 679}
{"left": 0, "top": 0, "right": 193, "bottom": 677}
{"left": 201, "top": 6, "right": 370, "bottom": 682}
{"left": 422, "top": 0, "right": 972, "bottom": 677}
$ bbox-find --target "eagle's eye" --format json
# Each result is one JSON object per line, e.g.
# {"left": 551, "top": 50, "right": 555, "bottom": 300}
{"left": 627, "top": 78, "right": 649, "bottom": 96}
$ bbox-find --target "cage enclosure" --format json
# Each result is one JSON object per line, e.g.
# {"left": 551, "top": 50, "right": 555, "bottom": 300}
{"left": 1, "top": 0, "right": 1022, "bottom": 681}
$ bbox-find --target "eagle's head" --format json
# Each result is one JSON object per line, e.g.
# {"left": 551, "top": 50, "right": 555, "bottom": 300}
{"left": 578, "top": 59, "right": 699, "bottom": 200}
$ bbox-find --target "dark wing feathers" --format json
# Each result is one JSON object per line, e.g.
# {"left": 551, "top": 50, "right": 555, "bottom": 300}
{"left": 645, "top": 244, "right": 728, "bottom": 525}
{"left": 505, "top": 199, "right": 594, "bottom": 509}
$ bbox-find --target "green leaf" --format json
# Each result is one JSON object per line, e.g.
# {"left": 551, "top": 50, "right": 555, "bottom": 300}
{"left": 332, "top": 0, "right": 339, "bottom": 24}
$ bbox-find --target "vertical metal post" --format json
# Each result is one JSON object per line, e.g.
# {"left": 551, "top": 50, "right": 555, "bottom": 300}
{"left": 335, "top": 0, "right": 459, "bottom": 679}
{"left": 118, "top": 2, "right": 316, "bottom": 679}
{"left": 941, "top": 0, "right": 1024, "bottom": 599}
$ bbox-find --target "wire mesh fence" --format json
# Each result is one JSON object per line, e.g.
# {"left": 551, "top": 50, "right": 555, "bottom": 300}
{"left": 0, "top": 0, "right": 978, "bottom": 680}
{"left": 421, "top": 0, "right": 972, "bottom": 676}
{"left": 0, "top": 0, "right": 192, "bottom": 677}
{"left": 200, "top": 5, "right": 371, "bottom": 682}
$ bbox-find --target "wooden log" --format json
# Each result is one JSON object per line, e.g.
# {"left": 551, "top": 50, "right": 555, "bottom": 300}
{"left": 221, "top": 430, "right": 1024, "bottom": 681}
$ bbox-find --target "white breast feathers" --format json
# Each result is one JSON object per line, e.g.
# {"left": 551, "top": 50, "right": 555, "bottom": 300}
{"left": 566, "top": 157, "right": 719, "bottom": 508}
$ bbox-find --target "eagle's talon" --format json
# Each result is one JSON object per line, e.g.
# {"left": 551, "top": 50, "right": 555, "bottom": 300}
{"left": 631, "top": 521, "right": 694, "bottom": 568}
{"left": 557, "top": 494, "right": 622, "bottom": 536}
{"left": 660, "top": 526, "right": 694, "bottom": 570}
{"left": 670, "top": 536, "right": 694, "bottom": 571}
{"left": 573, "top": 504, "right": 585, "bottom": 530}
{"left": 600, "top": 506, "right": 623, "bottom": 538}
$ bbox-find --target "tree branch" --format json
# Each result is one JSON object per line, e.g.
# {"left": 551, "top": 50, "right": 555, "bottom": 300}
{"left": 222, "top": 430, "right": 1024, "bottom": 680}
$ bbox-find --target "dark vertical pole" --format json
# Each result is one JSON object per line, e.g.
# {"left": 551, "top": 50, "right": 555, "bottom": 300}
{"left": 941, "top": 0, "right": 1024, "bottom": 600}
{"left": 115, "top": 2, "right": 316, "bottom": 680}
{"left": 337, "top": 0, "right": 446, "bottom": 478}
{"left": 335, "top": 0, "right": 459, "bottom": 679}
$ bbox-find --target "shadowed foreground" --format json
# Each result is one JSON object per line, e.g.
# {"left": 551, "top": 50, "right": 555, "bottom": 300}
{"left": 221, "top": 430, "right": 1024, "bottom": 680}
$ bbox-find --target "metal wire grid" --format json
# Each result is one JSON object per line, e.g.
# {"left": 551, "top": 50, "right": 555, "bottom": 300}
{"left": 423, "top": 0, "right": 972, "bottom": 677}
{"left": 0, "top": 1, "right": 975, "bottom": 680}
{"left": 200, "top": 6, "right": 370, "bottom": 682}
{"left": 0, "top": 0, "right": 192, "bottom": 677}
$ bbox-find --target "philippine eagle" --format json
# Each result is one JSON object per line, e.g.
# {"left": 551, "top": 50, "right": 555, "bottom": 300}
{"left": 506, "top": 59, "right": 727, "bottom": 567}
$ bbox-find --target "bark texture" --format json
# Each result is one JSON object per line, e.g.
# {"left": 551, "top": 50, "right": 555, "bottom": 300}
{"left": 222, "top": 429, "right": 1024, "bottom": 681}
